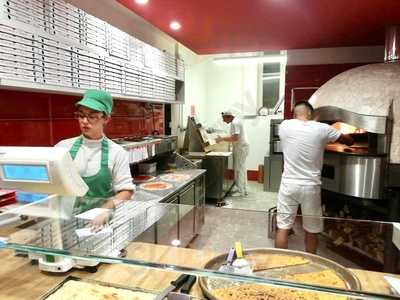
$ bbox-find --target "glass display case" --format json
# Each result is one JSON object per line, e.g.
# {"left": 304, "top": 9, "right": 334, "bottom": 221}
{"left": 0, "top": 192, "right": 399, "bottom": 299}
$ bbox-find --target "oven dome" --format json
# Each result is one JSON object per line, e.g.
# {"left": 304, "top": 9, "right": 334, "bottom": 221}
{"left": 309, "top": 63, "right": 400, "bottom": 163}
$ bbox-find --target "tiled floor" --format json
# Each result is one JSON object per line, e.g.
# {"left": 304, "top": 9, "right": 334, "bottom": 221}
{"left": 222, "top": 181, "right": 277, "bottom": 211}
{"left": 189, "top": 181, "right": 360, "bottom": 269}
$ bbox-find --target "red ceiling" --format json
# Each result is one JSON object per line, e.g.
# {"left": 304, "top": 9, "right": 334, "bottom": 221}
{"left": 117, "top": 0, "right": 400, "bottom": 54}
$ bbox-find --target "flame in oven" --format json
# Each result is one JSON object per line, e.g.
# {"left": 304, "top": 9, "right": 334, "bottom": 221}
{"left": 331, "top": 122, "right": 366, "bottom": 134}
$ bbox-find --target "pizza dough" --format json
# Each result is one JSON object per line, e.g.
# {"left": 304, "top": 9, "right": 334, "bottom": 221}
{"left": 211, "top": 283, "right": 345, "bottom": 300}
{"left": 45, "top": 280, "right": 156, "bottom": 300}
{"left": 160, "top": 173, "right": 191, "bottom": 182}
{"left": 141, "top": 181, "right": 173, "bottom": 191}
{"left": 246, "top": 254, "right": 309, "bottom": 271}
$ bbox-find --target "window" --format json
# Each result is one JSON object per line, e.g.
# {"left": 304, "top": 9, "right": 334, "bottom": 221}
{"left": 261, "top": 53, "right": 286, "bottom": 114}
{"left": 262, "top": 63, "right": 281, "bottom": 109}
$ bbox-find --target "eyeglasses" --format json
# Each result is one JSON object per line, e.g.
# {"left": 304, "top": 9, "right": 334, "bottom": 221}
{"left": 74, "top": 111, "right": 104, "bottom": 123}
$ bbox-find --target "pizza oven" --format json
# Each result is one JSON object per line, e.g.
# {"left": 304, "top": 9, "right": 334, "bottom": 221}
{"left": 309, "top": 25, "right": 400, "bottom": 200}
{"left": 314, "top": 108, "right": 390, "bottom": 200}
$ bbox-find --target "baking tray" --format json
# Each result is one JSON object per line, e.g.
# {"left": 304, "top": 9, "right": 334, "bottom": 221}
{"left": 37, "top": 276, "right": 158, "bottom": 300}
{"left": 199, "top": 248, "right": 361, "bottom": 300}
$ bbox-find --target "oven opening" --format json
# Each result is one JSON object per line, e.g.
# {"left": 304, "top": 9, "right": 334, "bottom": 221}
{"left": 325, "top": 122, "right": 376, "bottom": 155}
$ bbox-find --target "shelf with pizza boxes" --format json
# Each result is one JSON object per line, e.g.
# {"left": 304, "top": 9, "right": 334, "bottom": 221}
{"left": 0, "top": 0, "right": 185, "bottom": 104}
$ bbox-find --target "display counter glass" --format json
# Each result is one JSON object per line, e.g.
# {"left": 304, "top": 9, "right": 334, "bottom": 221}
{"left": 0, "top": 193, "right": 399, "bottom": 299}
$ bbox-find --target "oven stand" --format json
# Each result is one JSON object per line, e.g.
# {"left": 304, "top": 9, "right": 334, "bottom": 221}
{"left": 384, "top": 188, "right": 400, "bottom": 273}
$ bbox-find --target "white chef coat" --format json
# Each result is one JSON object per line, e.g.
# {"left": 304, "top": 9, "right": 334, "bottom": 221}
{"left": 230, "top": 117, "right": 249, "bottom": 146}
{"left": 55, "top": 136, "right": 135, "bottom": 193}
{"left": 230, "top": 117, "right": 249, "bottom": 195}
{"left": 279, "top": 119, "right": 341, "bottom": 185}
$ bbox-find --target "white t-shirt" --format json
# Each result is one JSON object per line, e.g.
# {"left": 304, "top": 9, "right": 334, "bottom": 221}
{"left": 230, "top": 117, "right": 249, "bottom": 146}
{"left": 279, "top": 119, "right": 341, "bottom": 185}
{"left": 55, "top": 136, "right": 135, "bottom": 193}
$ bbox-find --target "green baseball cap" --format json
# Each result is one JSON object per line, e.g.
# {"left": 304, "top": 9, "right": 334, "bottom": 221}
{"left": 76, "top": 90, "right": 113, "bottom": 115}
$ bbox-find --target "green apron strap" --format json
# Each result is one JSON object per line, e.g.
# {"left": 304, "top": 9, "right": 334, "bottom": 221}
{"left": 69, "top": 136, "right": 83, "bottom": 160}
{"left": 100, "top": 138, "right": 109, "bottom": 167}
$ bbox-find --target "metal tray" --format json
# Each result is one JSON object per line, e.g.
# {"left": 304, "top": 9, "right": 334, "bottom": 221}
{"left": 37, "top": 276, "right": 158, "bottom": 300}
{"left": 199, "top": 248, "right": 361, "bottom": 300}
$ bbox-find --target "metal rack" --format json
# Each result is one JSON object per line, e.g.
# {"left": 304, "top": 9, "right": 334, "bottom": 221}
{"left": 25, "top": 200, "right": 167, "bottom": 257}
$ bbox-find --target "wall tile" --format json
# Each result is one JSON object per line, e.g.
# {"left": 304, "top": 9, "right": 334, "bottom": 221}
{"left": 0, "top": 120, "right": 51, "bottom": 146}
{"left": 50, "top": 94, "right": 80, "bottom": 118}
{"left": 0, "top": 90, "right": 50, "bottom": 119}
{"left": 0, "top": 90, "right": 165, "bottom": 146}
{"left": 51, "top": 119, "right": 80, "bottom": 145}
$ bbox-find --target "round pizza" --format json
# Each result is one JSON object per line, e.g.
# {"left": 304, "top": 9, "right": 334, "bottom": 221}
{"left": 160, "top": 173, "right": 191, "bottom": 182}
{"left": 141, "top": 181, "right": 173, "bottom": 191}
{"left": 133, "top": 175, "right": 155, "bottom": 183}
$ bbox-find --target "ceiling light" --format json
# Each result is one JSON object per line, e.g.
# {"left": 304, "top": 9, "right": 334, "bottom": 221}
{"left": 214, "top": 54, "right": 287, "bottom": 65}
{"left": 170, "top": 21, "right": 181, "bottom": 31}
{"left": 135, "top": 0, "right": 148, "bottom": 5}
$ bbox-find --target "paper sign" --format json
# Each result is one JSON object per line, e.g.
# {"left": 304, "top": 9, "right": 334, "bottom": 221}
{"left": 75, "top": 208, "right": 110, "bottom": 221}
{"left": 75, "top": 226, "right": 112, "bottom": 238}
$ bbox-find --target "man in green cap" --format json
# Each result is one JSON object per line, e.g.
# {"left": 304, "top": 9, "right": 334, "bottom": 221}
{"left": 55, "top": 90, "right": 134, "bottom": 229}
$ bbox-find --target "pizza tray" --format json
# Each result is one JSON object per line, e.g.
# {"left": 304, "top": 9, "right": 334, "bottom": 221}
{"left": 160, "top": 173, "right": 192, "bottom": 182}
{"left": 37, "top": 276, "right": 158, "bottom": 300}
{"left": 199, "top": 248, "right": 361, "bottom": 300}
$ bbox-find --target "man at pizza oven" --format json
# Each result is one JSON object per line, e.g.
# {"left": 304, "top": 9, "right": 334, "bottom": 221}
{"left": 55, "top": 89, "right": 135, "bottom": 228}
{"left": 275, "top": 101, "right": 353, "bottom": 253}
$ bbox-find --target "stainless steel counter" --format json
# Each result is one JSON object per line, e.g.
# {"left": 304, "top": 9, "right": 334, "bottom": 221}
{"left": 185, "top": 152, "right": 233, "bottom": 204}
{"left": 134, "top": 169, "right": 206, "bottom": 247}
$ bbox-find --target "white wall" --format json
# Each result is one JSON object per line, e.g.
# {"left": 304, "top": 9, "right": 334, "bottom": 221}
{"left": 190, "top": 57, "right": 272, "bottom": 171}
{"left": 203, "top": 57, "right": 261, "bottom": 118}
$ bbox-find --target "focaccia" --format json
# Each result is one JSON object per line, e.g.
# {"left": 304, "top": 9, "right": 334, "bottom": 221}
{"left": 211, "top": 283, "right": 345, "bottom": 300}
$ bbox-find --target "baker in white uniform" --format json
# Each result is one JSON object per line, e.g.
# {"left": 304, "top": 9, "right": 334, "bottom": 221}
{"left": 55, "top": 89, "right": 135, "bottom": 228}
{"left": 216, "top": 110, "right": 250, "bottom": 197}
{"left": 275, "top": 101, "right": 353, "bottom": 253}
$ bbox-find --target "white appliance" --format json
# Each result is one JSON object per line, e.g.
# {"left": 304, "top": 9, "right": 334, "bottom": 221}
{"left": 0, "top": 146, "right": 88, "bottom": 196}
{"left": 0, "top": 147, "right": 94, "bottom": 273}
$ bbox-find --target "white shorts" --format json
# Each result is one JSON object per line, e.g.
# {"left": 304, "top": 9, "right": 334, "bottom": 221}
{"left": 277, "top": 182, "right": 323, "bottom": 233}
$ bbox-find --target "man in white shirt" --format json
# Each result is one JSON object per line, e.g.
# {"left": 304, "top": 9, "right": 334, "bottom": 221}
{"left": 55, "top": 90, "right": 135, "bottom": 228}
{"left": 216, "top": 111, "right": 250, "bottom": 196}
{"left": 275, "top": 101, "right": 353, "bottom": 253}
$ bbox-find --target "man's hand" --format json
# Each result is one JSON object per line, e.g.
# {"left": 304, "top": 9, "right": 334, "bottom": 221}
{"left": 90, "top": 211, "right": 110, "bottom": 232}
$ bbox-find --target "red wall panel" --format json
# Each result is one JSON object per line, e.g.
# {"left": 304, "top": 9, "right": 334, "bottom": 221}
{"left": 0, "top": 90, "right": 164, "bottom": 146}
{"left": 284, "top": 63, "right": 370, "bottom": 119}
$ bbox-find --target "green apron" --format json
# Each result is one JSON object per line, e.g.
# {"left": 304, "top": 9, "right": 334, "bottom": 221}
{"left": 69, "top": 136, "right": 115, "bottom": 212}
